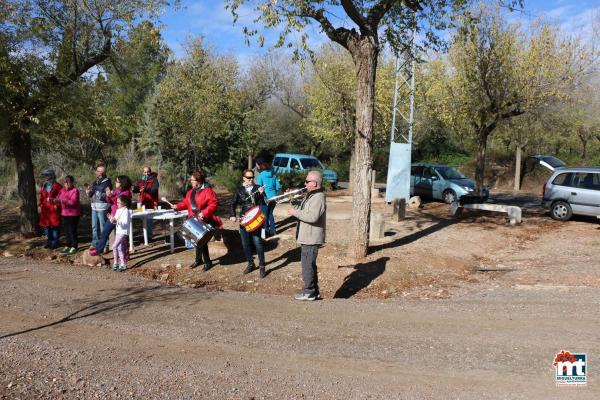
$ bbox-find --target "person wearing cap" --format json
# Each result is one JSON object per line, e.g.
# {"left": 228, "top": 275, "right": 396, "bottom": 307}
{"left": 255, "top": 157, "right": 281, "bottom": 237}
{"left": 84, "top": 163, "right": 112, "bottom": 251}
{"left": 38, "top": 169, "right": 62, "bottom": 249}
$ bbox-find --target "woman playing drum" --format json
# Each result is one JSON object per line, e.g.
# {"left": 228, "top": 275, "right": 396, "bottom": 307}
{"left": 230, "top": 169, "right": 267, "bottom": 278}
{"left": 174, "top": 170, "right": 222, "bottom": 271}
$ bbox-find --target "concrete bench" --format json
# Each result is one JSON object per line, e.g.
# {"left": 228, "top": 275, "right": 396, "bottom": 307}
{"left": 450, "top": 202, "right": 522, "bottom": 225}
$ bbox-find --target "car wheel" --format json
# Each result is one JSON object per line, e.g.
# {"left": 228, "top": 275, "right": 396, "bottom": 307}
{"left": 551, "top": 201, "right": 572, "bottom": 221}
{"left": 442, "top": 190, "right": 457, "bottom": 204}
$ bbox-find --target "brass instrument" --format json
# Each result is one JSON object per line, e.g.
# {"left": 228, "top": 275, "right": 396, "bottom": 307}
{"left": 266, "top": 187, "right": 307, "bottom": 204}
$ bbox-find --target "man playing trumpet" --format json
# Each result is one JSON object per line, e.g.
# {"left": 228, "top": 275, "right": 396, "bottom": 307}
{"left": 287, "top": 171, "right": 326, "bottom": 301}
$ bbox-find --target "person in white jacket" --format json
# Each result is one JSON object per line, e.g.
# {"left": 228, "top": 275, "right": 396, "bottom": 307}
{"left": 111, "top": 195, "right": 131, "bottom": 271}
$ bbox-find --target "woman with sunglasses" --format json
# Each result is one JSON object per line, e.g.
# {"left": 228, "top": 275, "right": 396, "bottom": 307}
{"left": 230, "top": 169, "right": 267, "bottom": 278}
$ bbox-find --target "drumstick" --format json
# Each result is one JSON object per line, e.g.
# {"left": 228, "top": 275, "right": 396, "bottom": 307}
{"left": 161, "top": 196, "right": 176, "bottom": 209}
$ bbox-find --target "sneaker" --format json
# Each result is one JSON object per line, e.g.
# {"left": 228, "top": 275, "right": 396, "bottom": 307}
{"left": 119, "top": 264, "right": 127, "bottom": 271}
{"left": 294, "top": 292, "right": 316, "bottom": 301}
{"left": 88, "top": 248, "right": 98, "bottom": 256}
{"left": 243, "top": 264, "right": 255, "bottom": 274}
{"left": 112, "top": 264, "right": 119, "bottom": 272}
{"left": 61, "top": 246, "right": 70, "bottom": 254}
{"left": 67, "top": 247, "right": 77, "bottom": 255}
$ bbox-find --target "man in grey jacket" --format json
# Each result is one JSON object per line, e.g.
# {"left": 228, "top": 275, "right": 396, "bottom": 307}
{"left": 84, "top": 163, "right": 112, "bottom": 250}
{"left": 288, "top": 170, "right": 326, "bottom": 301}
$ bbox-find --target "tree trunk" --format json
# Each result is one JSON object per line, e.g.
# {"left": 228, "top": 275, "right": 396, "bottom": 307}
{"left": 513, "top": 145, "right": 522, "bottom": 191}
{"left": 349, "top": 37, "right": 378, "bottom": 259}
{"left": 247, "top": 149, "right": 253, "bottom": 170}
{"left": 475, "top": 132, "right": 489, "bottom": 195}
{"left": 348, "top": 148, "right": 355, "bottom": 192}
{"left": 11, "top": 128, "right": 39, "bottom": 235}
{"left": 579, "top": 134, "right": 588, "bottom": 160}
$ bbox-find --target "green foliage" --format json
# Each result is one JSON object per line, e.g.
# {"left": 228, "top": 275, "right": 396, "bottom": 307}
{"left": 419, "top": 153, "right": 472, "bottom": 168}
{"left": 277, "top": 170, "right": 331, "bottom": 191}
{"left": 138, "top": 39, "right": 240, "bottom": 173}
{"left": 226, "top": 1, "right": 502, "bottom": 58}
{"left": 211, "top": 164, "right": 242, "bottom": 194}
{"left": 277, "top": 170, "right": 306, "bottom": 190}
{"left": 327, "top": 158, "right": 350, "bottom": 181}
{"left": 303, "top": 46, "right": 397, "bottom": 156}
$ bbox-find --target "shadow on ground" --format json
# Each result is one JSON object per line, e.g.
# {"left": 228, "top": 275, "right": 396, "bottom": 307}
{"left": 334, "top": 257, "right": 389, "bottom": 298}
{"left": 0, "top": 284, "right": 207, "bottom": 340}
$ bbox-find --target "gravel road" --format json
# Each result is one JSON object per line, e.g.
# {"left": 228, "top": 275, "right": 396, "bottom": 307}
{"left": 1, "top": 257, "right": 599, "bottom": 399}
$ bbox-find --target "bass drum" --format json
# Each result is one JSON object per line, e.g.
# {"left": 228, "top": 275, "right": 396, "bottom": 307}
{"left": 240, "top": 206, "right": 265, "bottom": 232}
{"left": 178, "top": 217, "right": 215, "bottom": 247}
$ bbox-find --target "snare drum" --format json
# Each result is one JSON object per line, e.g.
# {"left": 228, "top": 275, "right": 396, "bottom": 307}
{"left": 178, "top": 217, "right": 215, "bottom": 247}
{"left": 240, "top": 206, "right": 265, "bottom": 232}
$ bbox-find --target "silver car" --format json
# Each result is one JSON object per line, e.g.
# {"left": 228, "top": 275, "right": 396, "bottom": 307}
{"left": 537, "top": 155, "right": 600, "bottom": 221}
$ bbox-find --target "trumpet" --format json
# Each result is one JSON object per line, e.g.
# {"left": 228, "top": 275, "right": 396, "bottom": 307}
{"left": 266, "top": 187, "right": 307, "bottom": 204}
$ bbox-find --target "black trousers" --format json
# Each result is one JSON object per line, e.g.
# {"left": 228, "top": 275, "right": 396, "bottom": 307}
{"left": 62, "top": 216, "right": 79, "bottom": 248}
{"left": 195, "top": 244, "right": 211, "bottom": 265}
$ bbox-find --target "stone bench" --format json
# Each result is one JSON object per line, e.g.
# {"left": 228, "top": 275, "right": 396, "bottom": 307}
{"left": 450, "top": 202, "right": 522, "bottom": 225}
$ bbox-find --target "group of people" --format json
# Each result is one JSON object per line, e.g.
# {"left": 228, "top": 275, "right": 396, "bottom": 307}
{"left": 38, "top": 162, "right": 161, "bottom": 271}
{"left": 37, "top": 158, "right": 326, "bottom": 301}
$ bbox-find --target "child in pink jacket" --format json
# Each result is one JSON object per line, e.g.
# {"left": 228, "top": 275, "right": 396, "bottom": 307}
{"left": 56, "top": 175, "right": 81, "bottom": 255}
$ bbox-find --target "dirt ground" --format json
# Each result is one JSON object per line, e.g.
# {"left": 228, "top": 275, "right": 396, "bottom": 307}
{"left": 2, "top": 191, "right": 600, "bottom": 398}
{"left": 1, "top": 190, "right": 599, "bottom": 301}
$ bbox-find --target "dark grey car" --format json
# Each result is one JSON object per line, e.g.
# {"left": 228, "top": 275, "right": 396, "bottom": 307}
{"left": 540, "top": 160, "right": 600, "bottom": 221}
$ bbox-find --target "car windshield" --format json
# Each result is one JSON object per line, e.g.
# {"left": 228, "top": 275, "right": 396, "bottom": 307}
{"left": 300, "top": 158, "right": 322, "bottom": 169}
{"left": 436, "top": 167, "right": 466, "bottom": 180}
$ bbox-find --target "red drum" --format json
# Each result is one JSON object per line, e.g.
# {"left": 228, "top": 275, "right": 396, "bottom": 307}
{"left": 240, "top": 206, "right": 265, "bottom": 232}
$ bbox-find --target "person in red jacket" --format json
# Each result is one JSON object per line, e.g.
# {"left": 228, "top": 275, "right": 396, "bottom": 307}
{"left": 174, "top": 170, "right": 222, "bottom": 271}
{"left": 133, "top": 166, "right": 159, "bottom": 240}
{"left": 38, "top": 169, "right": 62, "bottom": 249}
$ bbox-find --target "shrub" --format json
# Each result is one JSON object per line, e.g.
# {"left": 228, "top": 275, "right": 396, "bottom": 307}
{"left": 326, "top": 158, "right": 350, "bottom": 181}
{"left": 210, "top": 163, "right": 241, "bottom": 193}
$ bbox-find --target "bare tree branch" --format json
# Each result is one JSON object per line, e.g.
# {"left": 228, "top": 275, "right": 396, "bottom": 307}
{"left": 341, "top": 0, "right": 367, "bottom": 32}
{"left": 367, "top": 0, "right": 422, "bottom": 30}
{"left": 294, "top": 3, "right": 356, "bottom": 49}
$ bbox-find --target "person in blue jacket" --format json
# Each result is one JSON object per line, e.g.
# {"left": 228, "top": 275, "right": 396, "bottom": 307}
{"left": 256, "top": 157, "right": 281, "bottom": 237}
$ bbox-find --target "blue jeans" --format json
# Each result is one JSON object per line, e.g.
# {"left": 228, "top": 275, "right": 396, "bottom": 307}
{"left": 45, "top": 226, "right": 60, "bottom": 248}
{"left": 91, "top": 209, "right": 108, "bottom": 248}
{"left": 260, "top": 202, "right": 277, "bottom": 235}
{"left": 95, "top": 219, "right": 114, "bottom": 252}
{"left": 239, "top": 226, "right": 265, "bottom": 267}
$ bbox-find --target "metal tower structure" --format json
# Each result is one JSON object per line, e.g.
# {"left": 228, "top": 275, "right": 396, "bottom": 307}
{"left": 390, "top": 45, "right": 416, "bottom": 144}
{"left": 385, "top": 35, "right": 416, "bottom": 203}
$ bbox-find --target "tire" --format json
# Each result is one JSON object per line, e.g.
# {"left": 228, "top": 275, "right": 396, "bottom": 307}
{"left": 551, "top": 201, "right": 572, "bottom": 221}
{"left": 442, "top": 190, "right": 457, "bottom": 204}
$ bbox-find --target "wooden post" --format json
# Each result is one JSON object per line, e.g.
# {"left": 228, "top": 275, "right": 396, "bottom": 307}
{"left": 393, "top": 199, "right": 406, "bottom": 221}
{"left": 369, "top": 212, "right": 385, "bottom": 240}
{"left": 371, "top": 170, "right": 379, "bottom": 198}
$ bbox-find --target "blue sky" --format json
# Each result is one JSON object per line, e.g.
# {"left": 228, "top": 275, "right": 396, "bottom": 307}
{"left": 158, "top": 0, "right": 600, "bottom": 62}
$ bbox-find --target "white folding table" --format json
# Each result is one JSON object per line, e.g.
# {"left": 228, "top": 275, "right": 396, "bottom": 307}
{"left": 129, "top": 209, "right": 172, "bottom": 251}
{"left": 148, "top": 211, "right": 188, "bottom": 253}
